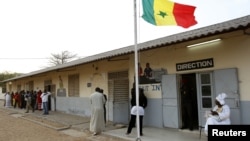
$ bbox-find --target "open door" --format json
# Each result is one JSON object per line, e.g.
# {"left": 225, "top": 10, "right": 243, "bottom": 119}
{"left": 161, "top": 74, "right": 179, "bottom": 128}
{"left": 213, "top": 68, "right": 241, "bottom": 124}
{"left": 180, "top": 73, "right": 198, "bottom": 130}
{"left": 197, "top": 68, "right": 241, "bottom": 126}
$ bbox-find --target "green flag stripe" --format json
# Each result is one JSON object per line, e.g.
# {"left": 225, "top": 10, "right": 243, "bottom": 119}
{"left": 142, "top": 0, "right": 156, "bottom": 25}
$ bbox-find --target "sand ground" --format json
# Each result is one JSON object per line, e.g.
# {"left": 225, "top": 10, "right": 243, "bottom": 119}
{"left": 0, "top": 100, "right": 128, "bottom": 141}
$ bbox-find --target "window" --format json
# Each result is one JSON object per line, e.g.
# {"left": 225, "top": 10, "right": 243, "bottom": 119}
{"left": 200, "top": 73, "right": 213, "bottom": 108}
{"left": 44, "top": 80, "right": 52, "bottom": 91}
{"left": 68, "top": 74, "right": 79, "bottom": 97}
{"left": 17, "top": 85, "right": 21, "bottom": 92}
{"left": 26, "top": 81, "right": 34, "bottom": 91}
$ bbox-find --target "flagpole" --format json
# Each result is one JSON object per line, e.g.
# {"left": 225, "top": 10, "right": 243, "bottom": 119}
{"left": 133, "top": 0, "right": 141, "bottom": 139}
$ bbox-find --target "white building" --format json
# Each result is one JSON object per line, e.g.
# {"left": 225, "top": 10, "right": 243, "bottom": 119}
{"left": 2, "top": 15, "right": 250, "bottom": 130}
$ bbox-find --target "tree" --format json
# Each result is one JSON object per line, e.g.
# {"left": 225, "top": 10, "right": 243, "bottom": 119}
{"left": 0, "top": 71, "right": 22, "bottom": 93}
{"left": 49, "top": 51, "right": 78, "bottom": 66}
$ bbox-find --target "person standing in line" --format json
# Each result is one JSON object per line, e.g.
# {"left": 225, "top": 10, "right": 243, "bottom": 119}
{"left": 100, "top": 89, "right": 107, "bottom": 125}
{"left": 204, "top": 93, "right": 231, "bottom": 135}
{"left": 4, "top": 92, "right": 11, "bottom": 108}
{"left": 126, "top": 84, "right": 147, "bottom": 136}
{"left": 36, "top": 90, "right": 42, "bottom": 110}
{"left": 17, "top": 91, "right": 22, "bottom": 108}
{"left": 20, "top": 90, "right": 26, "bottom": 109}
{"left": 40, "top": 89, "right": 51, "bottom": 115}
{"left": 25, "top": 91, "right": 33, "bottom": 113}
{"left": 13, "top": 92, "right": 19, "bottom": 108}
{"left": 30, "top": 90, "right": 36, "bottom": 112}
{"left": 89, "top": 87, "right": 106, "bottom": 136}
{"left": 10, "top": 92, "right": 15, "bottom": 107}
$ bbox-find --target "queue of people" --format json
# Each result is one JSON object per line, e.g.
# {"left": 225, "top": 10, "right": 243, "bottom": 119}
{"left": 3, "top": 82, "right": 230, "bottom": 137}
{"left": 3, "top": 89, "right": 50, "bottom": 114}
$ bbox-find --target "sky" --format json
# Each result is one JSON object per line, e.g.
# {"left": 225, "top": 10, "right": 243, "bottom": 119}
{"left": 0, "top": 0, "right": 249, "bottom": 73}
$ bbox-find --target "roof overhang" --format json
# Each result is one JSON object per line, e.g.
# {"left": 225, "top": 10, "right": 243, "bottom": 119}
{"left": 2, "top": 15, "right": 250, "bottom": 83}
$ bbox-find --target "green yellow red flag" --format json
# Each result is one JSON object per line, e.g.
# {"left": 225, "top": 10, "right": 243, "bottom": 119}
{"left": 142, "top": 0, "right": 197, "bottom": 28}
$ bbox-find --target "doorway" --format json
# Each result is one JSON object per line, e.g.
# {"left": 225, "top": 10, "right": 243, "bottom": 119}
{"left": 108, "top": 71, "right": 129, "bottom": 124}
{"left": 180, "top": 73, "right": 198, "bottom": 130}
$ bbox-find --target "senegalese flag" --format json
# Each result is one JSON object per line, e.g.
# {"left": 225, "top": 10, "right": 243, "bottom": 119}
{"left": 142, "top": 0, "right": 197, "bottom": 28}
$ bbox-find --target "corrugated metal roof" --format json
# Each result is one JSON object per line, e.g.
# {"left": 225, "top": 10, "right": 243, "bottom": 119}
{"left": 3, "top": 15, "right": 250, "bottom": 82}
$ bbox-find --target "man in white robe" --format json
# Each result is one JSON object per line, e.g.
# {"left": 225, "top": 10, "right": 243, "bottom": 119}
{"left": 204, "top": 93, "right": 231, "bottom": 135}
{"left": 89, "top": 87, "right": 105, "bottom": 135}
{"left": 4, "top": 92, "right": 12, "bottom": 108}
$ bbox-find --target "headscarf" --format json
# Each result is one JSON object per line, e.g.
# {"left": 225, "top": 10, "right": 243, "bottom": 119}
{"left": 216, "top": 93, "right": 227, "bottom": 105}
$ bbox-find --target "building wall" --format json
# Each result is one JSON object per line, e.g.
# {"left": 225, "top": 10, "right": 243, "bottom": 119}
{"left": 6, "top": 30, "right": 250, "bottom": 125}
{"left": 140, "top": 84, "right": 163, "bottom": 127}
{"left": 131, "top": 32, "right": 250, "bottom": 101}
{"left": 0, "top": 87, "right": 4, "bottom": 100}
{"left": 127, "top": 31, "right": 250, "bottom": 125}
{"left": 241, "top": 102, "right": 250, "bottom": 124}
{"left": 54, "top": 97, "right": 90, "bottom": 116}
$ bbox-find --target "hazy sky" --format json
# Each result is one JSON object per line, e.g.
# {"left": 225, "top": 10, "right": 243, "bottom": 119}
{"left": 0, "top": 0, "right": 249, "bottom": 73}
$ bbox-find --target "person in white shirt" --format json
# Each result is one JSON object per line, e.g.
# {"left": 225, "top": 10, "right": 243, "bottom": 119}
{"left": 126, "top": 84, "right": 147, "bottom": 136}
{"left": 204, "top": 93, "right": 231, "bottom": 135}
{"left": 40, "top": 89, "right": 51, "bottom": 115}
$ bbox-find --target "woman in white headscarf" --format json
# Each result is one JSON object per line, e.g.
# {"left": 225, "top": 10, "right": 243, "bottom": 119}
{"left": 204, "top": 93, "right": 231, "bottom": 135}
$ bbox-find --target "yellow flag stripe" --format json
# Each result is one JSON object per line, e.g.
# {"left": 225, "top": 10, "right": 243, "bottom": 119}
{"left": 154, "top": 0, "right": 177, "bottom": 26}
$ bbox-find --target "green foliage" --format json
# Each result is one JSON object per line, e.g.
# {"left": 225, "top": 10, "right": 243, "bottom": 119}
{"left": 0, "top": 72, "right": 22, "bottom": 88}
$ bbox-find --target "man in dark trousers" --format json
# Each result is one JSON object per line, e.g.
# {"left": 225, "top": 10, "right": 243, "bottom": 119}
{"left": 126, "top": 83, "right": 147, "bottom": 136}
{"left": 181, "top": 84, "right": 194, "bottom": 131}
{"left": 100, "top": 89, "right": 107, "bottom": 125}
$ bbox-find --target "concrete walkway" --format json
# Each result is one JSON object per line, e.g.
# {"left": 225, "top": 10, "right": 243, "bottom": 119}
{"left": 0, "top": 100, "right": 207, "bottom": 141}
